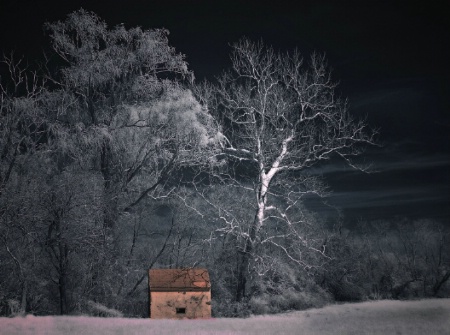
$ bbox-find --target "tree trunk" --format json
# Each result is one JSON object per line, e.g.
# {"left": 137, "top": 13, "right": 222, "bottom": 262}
{"left": 236, "top": 172, "right": 268, "bottom": 302}
{"left": 236, "top": 215, "right": 258, "bottom": 302}
{"left": 433, "top": 271, "right": 450, "bottom": 296}
{"left": 100, "top": 142, "right": 118, "bottom": 230}
{"left": 236, "top": 241, "right": 251, "bottom": 302}
{"left": 20, "top": 280, "right": 27, "bottom": 315}
{"left": 58, "top": 242, "right": 68, "bottom": 315}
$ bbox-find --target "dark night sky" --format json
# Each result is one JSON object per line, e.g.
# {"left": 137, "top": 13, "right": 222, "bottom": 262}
{"left": 1, "top": 0, "right": 449, "bottom": 225}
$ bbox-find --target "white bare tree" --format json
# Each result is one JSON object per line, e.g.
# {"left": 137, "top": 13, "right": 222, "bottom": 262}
{"left": 198, "top": 38, "right": 376, "bottom": 301}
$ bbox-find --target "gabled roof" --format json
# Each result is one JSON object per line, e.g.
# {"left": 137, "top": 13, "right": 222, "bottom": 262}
{"left": 149, "top": 268, "right": 211, "bottom": 292}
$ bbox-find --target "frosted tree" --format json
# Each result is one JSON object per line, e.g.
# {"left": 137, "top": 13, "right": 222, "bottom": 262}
{"left": 44, "top": 9, "right": 221, "bottom": 228}
{"left": 37, "top": 10, "right": 222, "bottom": 313}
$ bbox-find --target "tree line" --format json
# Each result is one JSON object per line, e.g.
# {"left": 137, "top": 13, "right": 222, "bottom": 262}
{"left": 1, "top": 9, "right": 448, "bottom": 317}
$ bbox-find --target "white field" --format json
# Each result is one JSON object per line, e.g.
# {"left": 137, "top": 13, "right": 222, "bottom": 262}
{"left": 1, "top": 299, "right": 449, "bottom": 335}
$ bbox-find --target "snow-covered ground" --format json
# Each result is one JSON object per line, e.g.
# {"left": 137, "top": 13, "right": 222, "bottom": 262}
{"left": 1, "top": 299, "right": 449, "bottom": 335}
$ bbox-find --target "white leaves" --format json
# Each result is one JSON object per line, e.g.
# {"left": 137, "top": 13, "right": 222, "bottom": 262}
{"left": 123, "top": 87, "right": 222, "bottom": 152}
{"left": 46, "top": 10, "right": 191, "bottom": 91}
{"left": 131, "top": 75, "right": 162, "bottom": 101}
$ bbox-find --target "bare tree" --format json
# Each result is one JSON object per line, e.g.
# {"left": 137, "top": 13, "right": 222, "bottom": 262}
{"left": 0, "top": 53, "right": 46, "bottom": 199}
{"left": 0, "top": 53, "right": 49, "bottom": 315}
{"left": 199, "top": 38, "right": 376, "bottom": 301}
{"left": 347, "top": 219, "right": 450, "bottom": 300}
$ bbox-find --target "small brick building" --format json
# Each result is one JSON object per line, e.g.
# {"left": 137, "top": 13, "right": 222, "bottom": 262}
{"left": 148, "top": 268, "right": 211, "bottom": 319}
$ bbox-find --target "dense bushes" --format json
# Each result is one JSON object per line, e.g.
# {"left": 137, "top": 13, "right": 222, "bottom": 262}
{"left": 320, "top": 219, "right": 450, "bottom": 303}
{"left": 249, "top": 288, "right": 331, "bottom": 315}
{"left": 211, "top": 218, "right": 449, "bottom": 318}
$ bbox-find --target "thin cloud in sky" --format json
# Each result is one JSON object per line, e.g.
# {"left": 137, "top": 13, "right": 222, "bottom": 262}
{"left": 373, "top": 152, "right": 450, "bottom": 173}
{"left": 307, "top": 145, "right": 450, "bottom": 176}
{"left": 304, "top": 145, "right": 449, "bottom": 222}
{"left": 329, "top": 185, "right": 447, "bottom": 210}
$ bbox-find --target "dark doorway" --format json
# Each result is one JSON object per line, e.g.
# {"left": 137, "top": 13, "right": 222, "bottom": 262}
{"left": 176, "top": 307, "right": 186, "bottom": 314}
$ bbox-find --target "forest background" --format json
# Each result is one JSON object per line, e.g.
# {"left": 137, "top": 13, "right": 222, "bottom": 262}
{"left": 1, "top": 9, "right": 449, "bottom": 318}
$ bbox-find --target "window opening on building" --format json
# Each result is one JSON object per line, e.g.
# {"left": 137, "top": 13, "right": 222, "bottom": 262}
{"left": 176, "top": 307, "right": 186, "bottom": 314}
